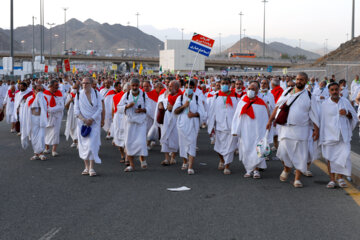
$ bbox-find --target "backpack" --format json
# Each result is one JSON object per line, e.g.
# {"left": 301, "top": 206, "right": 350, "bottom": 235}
{"left": 126, "top": 91, "right": 146, "bottom": 104}
{"left": 180, "top": 94, "right": 198, "bottom": 105}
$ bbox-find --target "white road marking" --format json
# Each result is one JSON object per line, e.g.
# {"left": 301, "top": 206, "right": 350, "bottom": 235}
{"left": 39, "top": 227, "right": 61, "bottom": 240}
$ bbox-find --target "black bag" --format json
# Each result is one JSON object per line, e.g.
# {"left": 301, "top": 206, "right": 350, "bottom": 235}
{"left": 275, "top": 88, "right": 302, "bottom": 125}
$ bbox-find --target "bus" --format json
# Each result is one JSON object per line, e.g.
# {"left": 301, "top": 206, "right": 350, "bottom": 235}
{"left": 229, "top": 53, "right": 256, "bottom": 58}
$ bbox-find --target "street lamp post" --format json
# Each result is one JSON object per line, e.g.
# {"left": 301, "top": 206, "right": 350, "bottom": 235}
{"left": 10, "top": 0, "right": 14, "bottom": 76}
{"left": 352, "top": 0, "right": 355, "bottom": 40}
{"left": 262, "top": 0, "right": 268, "bottom": 58}
{"left": 40, "top": 0, "right": 44, "bottom": 64}
{"left": 32, "top": 16, "right": 37, "bottom": 74}
{"left": 63, "top": 7, "right": 69, "bottom": 52}
{"left": 47, "top": 23, "right": 55, "bottom": 66}
{"left": 239, "top": 12, "right": 244, "bottom": 53}
{"left": 136, "top": 12, "right": 140, "bottom": 29}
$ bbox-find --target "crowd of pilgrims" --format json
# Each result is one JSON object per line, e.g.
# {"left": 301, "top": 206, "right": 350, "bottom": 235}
{"left": 0, "top": 72, "right": 359, "bottom": 188}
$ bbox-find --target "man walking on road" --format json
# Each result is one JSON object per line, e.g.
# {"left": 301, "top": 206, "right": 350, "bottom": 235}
{"left": 266, "top": 72, "right": 320, "bottom": 188}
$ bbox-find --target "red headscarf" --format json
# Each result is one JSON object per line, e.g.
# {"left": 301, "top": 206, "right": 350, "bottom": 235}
{"left": 240, "top": 96, "right": 267, "bottom": 119}
{"left": 217, "top": 91, "right": 238, "bottom": 107}
{"left": 271, "top": 86, "right": 284, "bottom": 104}
{"left": 8, "top": 89, "right": 15, "bottom": 102}
{"left": 43, "top": 90, "right": 62, "bottom": 107}
{"left": 146, "top": 89, "right": 160, "bottom": 102}
{"left": 168, "top": 89, "right": 183, "bottom": 106}
{"left": 113, "top": 91, "right": 125, "bottom": 113}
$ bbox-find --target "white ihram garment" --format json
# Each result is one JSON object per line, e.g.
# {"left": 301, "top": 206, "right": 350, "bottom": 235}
{"left": 44, "top": 93, "right": 64, "bottom": 145}
{"left": 174, "top": 94, "right": 206, "bottom": 158}
{"left": 320, "top": 97, "right": 358, "bottom": 176}
{"left": 74, "top": 89, "right": 102, "bottom": 163}
{"left": 22, "top": 92, "right": 48, "bottom": 154}
{"left": 64, "top": 92, "right": 78, "bottom": 141}
{"left": 118, "top": 90, "right": 149, "bottom": 156}
{"left": 231, "top": 97, "right": 269, "bottom": 172}
{"left": 207, "top": 93, "right": 239, "bottom": 164}
{"left": 276, "top": 89, "right": 320, "bottom": 173}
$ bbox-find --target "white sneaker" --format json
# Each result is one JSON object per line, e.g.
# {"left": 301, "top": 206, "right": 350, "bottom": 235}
{"left": 52, "top": 151, "right": 59, "bottom": 157}
{"left": 70, "top": 142, "right": 77, "bottom": 148}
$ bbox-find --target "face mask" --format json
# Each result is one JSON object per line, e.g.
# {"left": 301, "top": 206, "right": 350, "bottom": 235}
{"left": 186, "top": 88, "right": 193, "bottom": 96}
{"left": 247, "top": 90, "right": 256, "bottom": 98}
{"left": 221, "top": 85, "right": 229, "bottom": 92}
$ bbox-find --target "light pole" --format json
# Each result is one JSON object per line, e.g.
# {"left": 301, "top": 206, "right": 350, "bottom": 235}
{"left": 262, "top": 0, "right": 268, "bottom": 58}
{"left": 352, "top": 0, "right": 355, "bottom": 39}
{"left": 32, "top": 16, "right": 36, "bottom": 74}
{"left": 10, "top": 0, "right": 14, "bottom": 75}
{"left": 239, "top": 12, "right": 244, "bottom": 53}
{"left": 47, "top": 23, "right": 55, "bottom": 65}
{"left": 40, "top": 0, "right": 44, "bottom": 64}
{"left": 63, "top": 7, "right": 69, "bottom": 52}
{"left": 181, "top": 28, "right": 184, "bottom": 40}
{"left": 136, "top": 12, "right": 140, "bottom": 29}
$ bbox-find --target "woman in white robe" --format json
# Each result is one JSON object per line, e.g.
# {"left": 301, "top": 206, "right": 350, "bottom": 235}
{"left": 74, "top": 77, "right": 103, "bottom": 177}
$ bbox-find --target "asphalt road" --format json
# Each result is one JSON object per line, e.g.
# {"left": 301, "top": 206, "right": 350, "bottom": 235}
{"left": 0, "top": 120, "right": 360, "bottom": 240}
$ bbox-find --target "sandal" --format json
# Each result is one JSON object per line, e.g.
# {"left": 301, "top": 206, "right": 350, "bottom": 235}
{"left": 82, "top": 169, "right": 89, "bottom": 175}
{"left": 30, "top": 155, "right": 39, "bottom": 161}
{"left": 39, "top": 155, "right": 47, "bottom": 161}
{"left": 188, "top": 169, "right": 195, "bottom": 175}
{"left": 120, "top": 157, "right": 125, "bottom": 163}
{"left": 89, "top": 169, "right": 96, "bottom": 177}
{"left": 294, "top": 180, "right": 303, "bottom": 188}
{"left": 124, "top": 166, "right": 134, "bottom": 172}
{"left": 223, "top": 168, "right": 231, "bottom": 175}
{"left": 244, "top": 171, "right": 252, "bottom": 178}
{"left": 161, "top": 159, "right": 170, "bottom": 166}
{"left": 169, "top": 158, "right": 177, "bottom": 165}
{"left": 337, "top": 179, "right": 348, "bottom": 188}
{"left": 181, "top": 163, "right": 188, "bottom": 170}
{"left": 218, "top": 162, "right": 225, "bottom": 170}
{"left": 141, "top": 160, "right": 148, "bottom": 169}
{"left": 253, "top": 170, "right": 261, "bottom": 179}
{"left": 280, "top": 170, "right": 290, "bottom": 182}
{"left": 327, "top": 181, "right": 336, "bottom": 189}
{"left": 304, "top": 170, "right": 313, "bottom": 177}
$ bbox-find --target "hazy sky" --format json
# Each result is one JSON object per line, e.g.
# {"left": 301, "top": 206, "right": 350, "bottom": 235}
{"left": 0, "top": 0, "right": 355, "bottom": 48}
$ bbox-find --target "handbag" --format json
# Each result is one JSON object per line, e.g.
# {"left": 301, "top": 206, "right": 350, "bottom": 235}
{"left": 275, "top": 88, "right": 302, "bottom": 125}
{"left": 81, "top": 125, "right": 92, "bottom": 137}
{"left": 156, "top": 108, "right": 165, "bottom": 124}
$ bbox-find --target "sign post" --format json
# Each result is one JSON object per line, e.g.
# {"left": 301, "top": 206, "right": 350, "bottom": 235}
{"left": 187, "top": 33, "right": 214, "bottom": 82}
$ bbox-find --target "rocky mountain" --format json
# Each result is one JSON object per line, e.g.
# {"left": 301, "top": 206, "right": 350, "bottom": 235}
{"left": 313, "top": 36, "right": 360, "bottom": 66}
{"left": 0, "top": 18, "right": 164, "bottom": 56}
{"left": 225, "top": 37, "right": 321, "bottom": 60}
{"left": 0, "top": 31, "right": 21, "bottom": 52}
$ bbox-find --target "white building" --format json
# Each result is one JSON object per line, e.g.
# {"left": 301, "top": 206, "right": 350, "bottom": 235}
{"left": 160, "top": 40, "right": 205, "bottom": 72}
